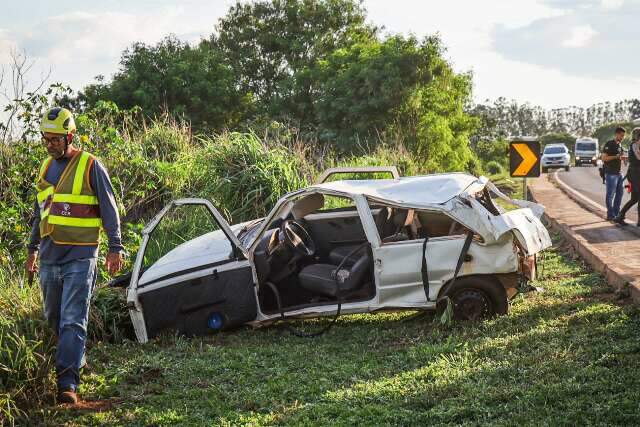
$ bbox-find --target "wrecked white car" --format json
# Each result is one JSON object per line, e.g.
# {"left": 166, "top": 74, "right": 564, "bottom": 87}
{"left": 125, "top": 167, "right": 551, "bottom": 343}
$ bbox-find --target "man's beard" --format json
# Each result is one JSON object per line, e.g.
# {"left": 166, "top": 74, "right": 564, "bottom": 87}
{"left": 48, "top": 146, "right": 66, "bottom": 159}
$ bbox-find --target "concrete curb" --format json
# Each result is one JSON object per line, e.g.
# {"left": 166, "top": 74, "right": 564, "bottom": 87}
{"left": 529, "top": 176, "right": 640, "bottom": 304}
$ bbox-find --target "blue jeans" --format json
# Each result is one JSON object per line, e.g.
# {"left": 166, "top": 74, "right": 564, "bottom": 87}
{"left": 605, "top": 173, "right": 624, "bottom": 219}
{"left": 39, "top": 258, "right": 97, "bottom": 391}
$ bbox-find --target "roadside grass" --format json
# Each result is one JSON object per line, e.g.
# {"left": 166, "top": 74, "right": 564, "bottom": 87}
{"left": 31, "top": 237, "right": 640, "bottom": 425}
{"left": 489, "top": 172, "right": 523, "bottom": 198}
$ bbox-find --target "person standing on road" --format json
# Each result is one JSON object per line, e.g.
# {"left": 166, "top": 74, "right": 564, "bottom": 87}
{"left": 601, "top": 127, "right": 627, "bottom": 220}
{"left": 615, "top": 127, "right": 640, "bottom": 226}
{"left": 25, "top": 107, "right": 124, "bottom": 405}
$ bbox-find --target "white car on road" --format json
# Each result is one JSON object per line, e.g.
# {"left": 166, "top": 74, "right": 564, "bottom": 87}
{"left": 542, "top": 143, "right": 571, "bottom": 172}
{"left": 124, "top": 167, "right": 552, "bottom": 343}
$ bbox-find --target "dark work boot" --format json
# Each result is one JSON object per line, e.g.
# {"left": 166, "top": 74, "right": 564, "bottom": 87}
{"left": 57, "top": 387, "right": 78, "bottom": 404}
{"left": 613, "top": 215, "right": 628, "bottom": 226}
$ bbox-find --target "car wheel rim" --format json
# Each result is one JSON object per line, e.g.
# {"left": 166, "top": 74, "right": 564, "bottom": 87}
{"left": 454, "top": 289, "right": 492, "bottom": 321}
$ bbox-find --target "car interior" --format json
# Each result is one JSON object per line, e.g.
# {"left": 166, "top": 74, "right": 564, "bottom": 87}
{"left": 255, "top": 192, "right": 468, "bottom": 314}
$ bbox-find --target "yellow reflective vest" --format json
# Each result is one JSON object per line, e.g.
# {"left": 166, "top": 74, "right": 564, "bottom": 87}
{"left": 36, "top": 151, "right": 102, "bottom": 245}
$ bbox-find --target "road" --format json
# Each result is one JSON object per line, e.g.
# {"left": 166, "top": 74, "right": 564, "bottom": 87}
{"left": 551, "top": 165, "right": 638, "bottom": 224}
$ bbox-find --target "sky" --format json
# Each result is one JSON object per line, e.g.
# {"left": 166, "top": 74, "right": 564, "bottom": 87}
{"left": 0, "top": 0, "right": 638, "bottom": 109}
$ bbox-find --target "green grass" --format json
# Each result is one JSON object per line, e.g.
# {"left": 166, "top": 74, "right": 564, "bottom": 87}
{"left": 27, "top": 235, "right": 640, "bottom": 426}
{"left": 489, "top": 171, "right": 524, "bottom": 199}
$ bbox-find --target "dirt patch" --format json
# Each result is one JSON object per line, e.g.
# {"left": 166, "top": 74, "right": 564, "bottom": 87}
{"left": 60, "top": 398, "right": 122, "bottom": 412}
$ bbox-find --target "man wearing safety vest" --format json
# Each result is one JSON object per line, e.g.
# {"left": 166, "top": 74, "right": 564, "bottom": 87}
{"left": 25, "top": 107, "right": 124, "bottom": 405}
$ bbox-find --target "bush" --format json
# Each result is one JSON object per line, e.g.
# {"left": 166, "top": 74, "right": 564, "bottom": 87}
{"left": 473, "top": 138, "right": 508, "bottom": 168}
{"left": 592, "top": 121, "right": 634, "bottom": 146}
{"left": 140, "top": 118, "right": 192, "bottom": 162}
{"left": 485, "top": 160, "right": 504, "bottom": 175}
{"left": 177, "top": 131, "right": 312, "bottom": 223}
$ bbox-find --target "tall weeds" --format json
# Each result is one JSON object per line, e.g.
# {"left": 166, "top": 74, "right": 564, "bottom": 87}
{"left": 179, "top": 131, "right": 312, "bottom": 222}
{"left": 0, "top": 258, "right": 54, "bottom": 424}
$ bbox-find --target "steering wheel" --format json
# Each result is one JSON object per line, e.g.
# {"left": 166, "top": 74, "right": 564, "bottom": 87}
{"left": 282, "top": 220, "right": 316, "bottom": 257}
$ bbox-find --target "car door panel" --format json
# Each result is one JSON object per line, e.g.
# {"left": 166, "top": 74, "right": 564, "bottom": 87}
{"left": 373, "top": 237, "right": 513, "bottom": 307}
{"left": 137, "top": 261, "right": 255, "bottom": 338}
{"left": 128, "top": 198, "right": 254, "bottom": 343}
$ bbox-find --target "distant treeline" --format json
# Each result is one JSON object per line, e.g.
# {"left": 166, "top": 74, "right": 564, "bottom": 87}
{"left": 470, "top": 98, "right": 640, "bottom": 141}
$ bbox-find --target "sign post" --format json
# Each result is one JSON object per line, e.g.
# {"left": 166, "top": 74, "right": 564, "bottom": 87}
{"left": 509, "top": 138, "right": 541, "bottom": 201}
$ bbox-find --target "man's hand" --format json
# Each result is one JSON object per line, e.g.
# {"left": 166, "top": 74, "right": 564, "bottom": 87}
{"left": 25, "top": 251, "right": 39, "bottom": 273}
{"left": 105, "top": 252, "right": 124, "bottom": 276}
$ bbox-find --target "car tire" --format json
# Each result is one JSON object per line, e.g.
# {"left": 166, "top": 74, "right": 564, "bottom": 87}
{"left": 446, "top": 276, "right": 508, "bottom": 321}
{"left": 565, "top": 166, "right": 570, "bottom": 172}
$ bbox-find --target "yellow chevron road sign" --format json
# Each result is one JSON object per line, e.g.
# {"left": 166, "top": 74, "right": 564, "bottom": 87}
{"left": 509, "top": 140, "right": 540, "bottom": 178}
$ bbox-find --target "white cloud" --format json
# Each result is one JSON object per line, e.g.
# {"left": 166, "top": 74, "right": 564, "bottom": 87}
{"left": 561, "top": 25, "right": 598, "bottom": 48}
{"left": 469, "top": 50, "right": 640, "bottom": 108}
{"left": 2, "top": 2, "right": 233, "bottom": 91}
{"left": 492, "top": 0, "right": 640, "bottom": 81}
{"left": 19, "top": 8, "right": 197, "bottom": 64}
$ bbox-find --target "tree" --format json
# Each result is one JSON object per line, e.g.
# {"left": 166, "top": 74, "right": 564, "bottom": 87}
{"left": 631, "top": 99, "right": 640, "bottom": 119}
{"left": 593, "top": 122, "right": 634, "bottom": 147}
{"left": 79, "top": 36, "right": 251, "bottom": 130}
{"left": 310, "top": 35, "right": 436, "bottom": 146}
{"left": 469, "top": 98, "right": 639, "bottom": 143}
{"left": 412, "top": 65, "right": 478, "bottom": 172}
{"left": 212, "top": 0, "right": 377, "bottom": 124}
{"left": 76, "top": 0, "right": 478, "bottom": 171}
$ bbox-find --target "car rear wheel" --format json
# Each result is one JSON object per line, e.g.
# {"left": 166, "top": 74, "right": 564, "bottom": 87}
{"left": 447, "top": 276, "right": 508, "bottom": 321}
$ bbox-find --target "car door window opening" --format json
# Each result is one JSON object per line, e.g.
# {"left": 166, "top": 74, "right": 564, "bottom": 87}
{"left": 255, "top": 192, "right": 376, "bottom": 316}
{"left": 364, "top": 200, "right": 475, "bottom": 245}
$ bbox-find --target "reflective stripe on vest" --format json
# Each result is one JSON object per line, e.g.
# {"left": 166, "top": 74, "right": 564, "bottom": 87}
{"left": 36, "top": 151, "right": 102, "bottom": 245}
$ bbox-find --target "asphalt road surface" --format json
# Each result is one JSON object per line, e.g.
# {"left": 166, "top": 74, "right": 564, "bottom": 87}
{"left": 551, "top": 164, "right": 639, "bottom": 224}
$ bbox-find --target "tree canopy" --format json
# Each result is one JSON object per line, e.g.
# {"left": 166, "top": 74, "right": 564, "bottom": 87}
{"left": 80, "top": 36, "right": 251, "bottom": 130}
{"left": 78, "top": 0, "right": 479, "bottom": 172}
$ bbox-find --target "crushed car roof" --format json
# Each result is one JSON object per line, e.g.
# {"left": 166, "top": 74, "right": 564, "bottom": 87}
{"left": 311, "top": 173, "right": 484, "bottom": 206}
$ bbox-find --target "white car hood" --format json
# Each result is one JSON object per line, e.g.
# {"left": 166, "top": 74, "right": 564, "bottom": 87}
{"left": 138, "top": 222, "right": 250, "bottom": 286}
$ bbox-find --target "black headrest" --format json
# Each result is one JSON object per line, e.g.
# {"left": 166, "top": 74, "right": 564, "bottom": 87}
{"left": 393, "top": 210, "right": 408, "bottom": 227}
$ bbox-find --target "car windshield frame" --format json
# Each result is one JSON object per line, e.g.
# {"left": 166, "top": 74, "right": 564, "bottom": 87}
{"left": 544, "top": 146, "right": 567, "bottom": 154}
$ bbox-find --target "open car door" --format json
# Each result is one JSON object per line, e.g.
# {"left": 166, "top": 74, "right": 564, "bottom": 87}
{"left": 127, "top": 199, "right": 257, "bottom": 343}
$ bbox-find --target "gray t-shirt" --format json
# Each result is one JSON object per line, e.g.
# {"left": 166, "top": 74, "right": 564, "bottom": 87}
{"left": 28, "top": 154, "right": 124, "bottom": 264}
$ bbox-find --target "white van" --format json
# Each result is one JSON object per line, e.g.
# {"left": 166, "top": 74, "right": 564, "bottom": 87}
{"left": 574, "top": 137, "right": 599, "bottom": 166}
